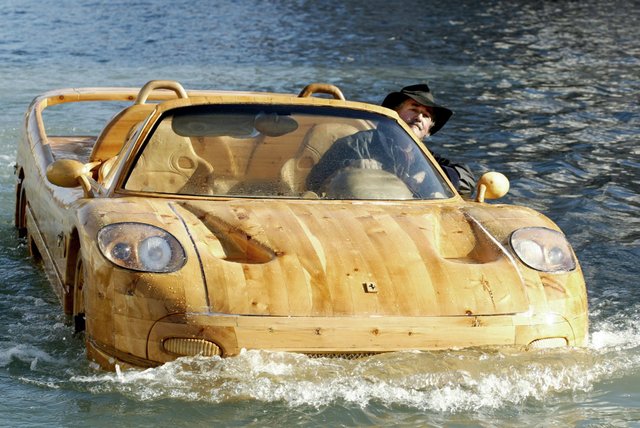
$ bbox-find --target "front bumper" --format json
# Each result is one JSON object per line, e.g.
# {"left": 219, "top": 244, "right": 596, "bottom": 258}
{"left": 86, "top": 309, "right": 588, "bottom": 370}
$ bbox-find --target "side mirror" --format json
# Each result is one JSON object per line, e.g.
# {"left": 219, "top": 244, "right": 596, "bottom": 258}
{"left": 46, "top": 159, "right": 99, "bottom": 198}
{"left": 475, "top": 172, "right": 509, "bottom": 203}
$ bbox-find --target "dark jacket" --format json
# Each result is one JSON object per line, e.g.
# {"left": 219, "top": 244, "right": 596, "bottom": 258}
{"left": 431, "top": 152, "right": 476, "bottom": 196}
{"left": 306, "top": 129, "right": 475, "bottom": 197}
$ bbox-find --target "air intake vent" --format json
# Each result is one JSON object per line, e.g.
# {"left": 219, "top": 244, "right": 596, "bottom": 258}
{"left": 527, "top": 337, "right": 567, "bottom": 350}
{"left": 163, "top": 338, "right": 221, "bottom": 357}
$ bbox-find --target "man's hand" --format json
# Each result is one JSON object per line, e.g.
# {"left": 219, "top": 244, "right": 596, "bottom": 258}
{"left": 349, "top": 159, "right": 383, "bottom": 169}
{"left": 411, "top": 171, "right": 426, "bottom": 184}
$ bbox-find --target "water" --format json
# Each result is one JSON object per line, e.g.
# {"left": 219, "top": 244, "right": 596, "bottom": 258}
{"left": 1, "top": 0, "right": 639, "bottom": 426}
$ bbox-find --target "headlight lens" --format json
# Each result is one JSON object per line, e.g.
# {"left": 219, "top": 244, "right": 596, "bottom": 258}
{"left": 98, "top": 223, "right": 186, "bottom": 272}
{"left": 510, "top": 227, "right": 576, "bottom": 272}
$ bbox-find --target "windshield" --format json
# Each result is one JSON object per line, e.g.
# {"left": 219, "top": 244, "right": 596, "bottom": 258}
{"left": 123, "top": 104, "right": 454, "bottom": 200}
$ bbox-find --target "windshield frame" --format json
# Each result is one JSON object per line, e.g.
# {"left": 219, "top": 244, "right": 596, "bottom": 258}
{"left": 118, "top": 103, "right": 456, "bottom": 201}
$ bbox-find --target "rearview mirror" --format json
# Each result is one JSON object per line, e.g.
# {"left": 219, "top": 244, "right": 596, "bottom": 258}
{"left": 46, "top": 159, "right": 98, "bottom": 197}
{"left": 475, "top": 172, "right": 509, "bottom": 202}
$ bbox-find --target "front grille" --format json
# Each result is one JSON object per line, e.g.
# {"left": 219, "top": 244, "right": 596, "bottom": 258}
{"left": 303, "top": 352, "right": 379, "bottom": 360}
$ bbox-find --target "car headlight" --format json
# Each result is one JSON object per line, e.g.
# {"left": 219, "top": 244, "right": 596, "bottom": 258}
{"left": 98, "top": 223, "right": 186, "bottom": 272}
{"left": 510, "top": 227, "right": 576, "bottom": 273}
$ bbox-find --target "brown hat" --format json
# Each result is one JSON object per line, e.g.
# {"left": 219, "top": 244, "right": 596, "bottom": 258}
{"left": 382, "top": 83, "right": 453, "bottom": 135}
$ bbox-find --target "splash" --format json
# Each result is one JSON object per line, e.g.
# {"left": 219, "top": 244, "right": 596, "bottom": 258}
{"left": 68, "top": 344, "right": 636, "bottom": 412}
{"left": 0, "top": 343, "right": 59, "bottom": 368}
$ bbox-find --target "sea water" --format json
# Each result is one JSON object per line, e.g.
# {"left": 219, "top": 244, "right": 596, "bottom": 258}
{"left": 0, "top": 1, "right": 639, "bottom": 426}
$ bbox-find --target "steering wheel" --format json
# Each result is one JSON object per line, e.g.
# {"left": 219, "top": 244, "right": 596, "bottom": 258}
{"left": 323, "top": 167, "right": 413, "bottom": 199}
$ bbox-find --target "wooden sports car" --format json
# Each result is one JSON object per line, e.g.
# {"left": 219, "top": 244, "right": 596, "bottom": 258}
{"left": 14, "top": 80, "right": 588, "bottom": 370}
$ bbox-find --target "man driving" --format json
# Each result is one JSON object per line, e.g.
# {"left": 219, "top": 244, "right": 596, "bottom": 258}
{"left": 306, "top": 83, "right": 475, "bottom": 197}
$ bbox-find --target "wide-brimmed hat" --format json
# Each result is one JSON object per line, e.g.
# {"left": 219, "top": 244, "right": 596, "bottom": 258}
{"left": 382, "top": 83, "right": 453, "bottom": 135}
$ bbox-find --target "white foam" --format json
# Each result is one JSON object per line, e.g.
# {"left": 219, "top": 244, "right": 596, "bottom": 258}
{"left": 0, "top": 344, "right": 57, "bottom": 368}
{"left": 66, "top": 346, "right": 637, "bottom": 412}
{"left": 61, "top": 308, "right": 640, "bottom": 410}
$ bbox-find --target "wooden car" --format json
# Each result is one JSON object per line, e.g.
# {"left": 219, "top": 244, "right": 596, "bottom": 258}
{"left": 14, "top": 80, "right": 588, "bottom": 370}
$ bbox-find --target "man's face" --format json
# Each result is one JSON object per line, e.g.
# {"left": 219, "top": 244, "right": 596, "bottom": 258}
{"left": 395, "top": 99, "right": 435, "bottom": 140}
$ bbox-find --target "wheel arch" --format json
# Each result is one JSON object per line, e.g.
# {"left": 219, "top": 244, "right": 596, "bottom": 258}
{"left": 14, "top": 167, "right": 27, "bottom": 235}
{"left": 64, "top": 228, "right": 82, "bottom": 316}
